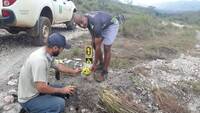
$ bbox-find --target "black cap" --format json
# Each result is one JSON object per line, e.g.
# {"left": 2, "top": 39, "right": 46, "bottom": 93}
{"left": 47, "top": 33, "right": 71, "bottom": 49}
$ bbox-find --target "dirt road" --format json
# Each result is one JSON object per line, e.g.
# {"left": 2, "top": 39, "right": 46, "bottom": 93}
{"left": 0, "top": 27, "right": 87, "bottom": 86}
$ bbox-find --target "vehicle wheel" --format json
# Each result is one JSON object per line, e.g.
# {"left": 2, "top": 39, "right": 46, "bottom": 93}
{"left": 66, "top": 20, "right": 76, "bottom": 31}
{"left": 33, "top": 17, "right": 51, "bottom": 46}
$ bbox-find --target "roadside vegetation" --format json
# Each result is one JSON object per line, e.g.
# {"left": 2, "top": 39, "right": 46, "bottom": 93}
{"left": 54, "top": 1, "right": 200, "bottom": 112}
{"left": 73, "top": 0, "right": 197, "bottom": 65}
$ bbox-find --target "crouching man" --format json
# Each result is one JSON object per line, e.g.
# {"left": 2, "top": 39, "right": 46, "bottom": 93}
{"left": 18, "top": 33, "right": 81, "bottom": 113}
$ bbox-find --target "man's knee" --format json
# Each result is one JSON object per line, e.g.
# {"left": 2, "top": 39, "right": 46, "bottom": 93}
{"left": 50, "top": 97, "right": 65, "bottom": 112}
{"left": 55, "top": 97, "right": 65, "bottom": 111}
{"left": 21, "top": 96, "right": 65, "bottom": 113}
{"left": 104, "top": 45, "right": 111, "bottom": 53}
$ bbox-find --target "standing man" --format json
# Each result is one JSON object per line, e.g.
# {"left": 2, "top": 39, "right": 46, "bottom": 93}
{"left": 74, "top": 11, "right": 123, "bottom": 82}
{"left": 18, "top": 33, "right": 81, "bottom": 113}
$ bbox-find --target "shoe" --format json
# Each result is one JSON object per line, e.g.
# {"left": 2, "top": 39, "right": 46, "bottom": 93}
{"left": 96, "top": 64, "right": 103, "bottom": 71}
{"left": 95, "top": 70, "right": 108, "bottom": 82}
{"left": 19, "top": 108, "right": 27, "bottom": 113}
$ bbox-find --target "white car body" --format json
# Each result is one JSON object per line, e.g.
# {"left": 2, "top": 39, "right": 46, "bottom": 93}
{"left": 0, "top": 0, "right": 76, "bottom": 45}
{"left": 0, "top": 0, "right": 76, "bottom": 27}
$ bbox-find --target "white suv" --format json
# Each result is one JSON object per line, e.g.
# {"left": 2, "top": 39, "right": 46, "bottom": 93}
{"left": 0, "top": 0, "right": 76, "bottom": 45}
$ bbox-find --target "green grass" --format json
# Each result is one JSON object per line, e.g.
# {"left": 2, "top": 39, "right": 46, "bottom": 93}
{"left": 143, "top": 28, "right": 196, "bottom": 51}
{"left": 177, "top": 80, "right": 200, "bottom": 95}
{"left": 191, "top": 81, "right": 200, "bottom": 95}
{"left": 121, "top": 14, "right": 161, "bottom": 39}
{"left": 110, "top": 57, "right": 130, "bottom": 69}
{"left": 74, "top": 0, "right": 155, "bottom": 15}
{"left": 58, "top": 47, "right": 84, "bottom": 59}
{"left": 159, "top": 11, "right": 200, "bottom": 27}
{"left": 118, "top": 13, "right": 197, "bottom": 60}
{"left": 71, "top": 48, "right": 82, "bottom": 56}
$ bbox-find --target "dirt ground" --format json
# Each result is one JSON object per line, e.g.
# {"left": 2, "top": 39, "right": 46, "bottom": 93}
{"left": 0, "top": 27, "right": 200, "bottom": 113}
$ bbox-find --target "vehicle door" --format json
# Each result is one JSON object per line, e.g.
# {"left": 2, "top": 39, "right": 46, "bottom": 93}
{"left": 61, "top": 0, "right": 74, "bottom": 22}
{"left": 52, "top": 0, "right": 64, "bottom": 23}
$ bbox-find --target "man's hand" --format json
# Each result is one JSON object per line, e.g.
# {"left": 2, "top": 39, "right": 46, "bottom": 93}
{"left": 60, "top": 86, "right": 76, "bottom": 95}
{"left": 73, "top": 68, "right": 81, "bottom": 74}
{"left": 56, "top": 64, "right": 81, "bottom": 75}
{"left": 36, "top": 82, "right": 77, "bottom": 95}
{"left": 91, "top": 64, "right": 97, "bottom": 72}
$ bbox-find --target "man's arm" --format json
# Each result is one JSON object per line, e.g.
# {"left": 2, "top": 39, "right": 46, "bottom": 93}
{"left": 93, "top": 37, "right": 103, "bottom": 66}
{"left": 35, "top": 82, "right": 75, "bottom": 94}
{"left": 55, "top": 64, "right": 81, "bottom": 75}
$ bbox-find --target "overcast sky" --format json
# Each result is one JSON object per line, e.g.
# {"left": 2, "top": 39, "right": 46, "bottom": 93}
{"left": 119, "top": 0, "right": 200, "bottom": 6}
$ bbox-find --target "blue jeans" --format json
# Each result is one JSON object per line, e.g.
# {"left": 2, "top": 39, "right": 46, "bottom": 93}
{"left": 20, "top": 84, "right": 66, "bottom": 113}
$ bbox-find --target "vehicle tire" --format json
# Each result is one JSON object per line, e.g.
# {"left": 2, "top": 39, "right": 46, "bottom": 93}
{"left": 66, "top": 20, "right": 76, "bottom": 31}
{"left": 33, "top": 16, "right": 51, "bottom": 46}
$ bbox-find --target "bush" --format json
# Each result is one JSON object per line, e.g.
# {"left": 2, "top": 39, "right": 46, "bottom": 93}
{"left": 121, "top": 14, "right": 161, "bottom": 39}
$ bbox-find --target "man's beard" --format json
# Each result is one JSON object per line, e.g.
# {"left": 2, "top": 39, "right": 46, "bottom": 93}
{"left": 52, "top": 51, "right": 60, "bottom": 57}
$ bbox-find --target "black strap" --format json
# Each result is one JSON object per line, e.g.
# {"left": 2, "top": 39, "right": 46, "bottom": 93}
{"left": 116, "top": 14, "right": 126, "bottom": 24}
{"left": 101, "top": 69, "right": 108, "bottom": 75}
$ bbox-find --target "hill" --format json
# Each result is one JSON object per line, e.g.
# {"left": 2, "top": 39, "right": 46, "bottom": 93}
{"left": 156, "top": 1, "right": 200, "bottom": 13}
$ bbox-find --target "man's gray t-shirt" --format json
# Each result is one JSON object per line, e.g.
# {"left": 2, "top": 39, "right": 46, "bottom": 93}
{"left": 18, "top": 47, "right": 53, "bottom": 103}
{"left": 86, "top": 11, "right": 119, "bottom": 45}
{"left": 86, "top": 11, "right": 114, "bottom": 38}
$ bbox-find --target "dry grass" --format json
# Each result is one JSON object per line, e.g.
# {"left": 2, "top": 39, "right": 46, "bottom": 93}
{"left": 99, "top": 88, "right": 149, "bottom": 113}
{"left": 153, "top": 88, "right": 189, "bottom": 113}
{"left": 133, "top": 66, "right": 150, "bottom": 77}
